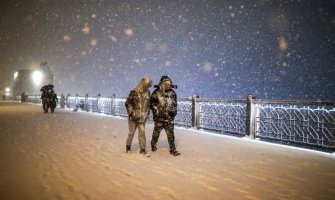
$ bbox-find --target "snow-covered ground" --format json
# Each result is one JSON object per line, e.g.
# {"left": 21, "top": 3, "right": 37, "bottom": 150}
{"left": 0, "top": 102, "right": 334, "bottom": 200}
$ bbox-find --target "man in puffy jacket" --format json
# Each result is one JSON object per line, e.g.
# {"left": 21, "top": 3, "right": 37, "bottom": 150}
{"left": 150, "top": 75, "right": 180, "bottom": 156}
{"left": 125, "top": 77, "right": 152, "bottom": 155}
{"left": 40, "top": 85, "right": 49, "bottom": 112}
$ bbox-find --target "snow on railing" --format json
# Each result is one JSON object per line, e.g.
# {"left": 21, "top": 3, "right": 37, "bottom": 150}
{"left": 17, "top": 94, "right": 335, "bottom": 151}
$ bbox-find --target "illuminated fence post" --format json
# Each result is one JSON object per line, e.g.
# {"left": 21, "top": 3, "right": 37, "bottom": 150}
{"left": 192, "top": 94, "right": 200, "bottom": 129}
{"left": 75, "top": 94, "right": 79, "bottom": 107}
{"left": 111, "top": 94, "right": 116, "bottom": 116}
{"left": 66, "top": 94, "right": 70, "bottom": 108}
{"left": 97, "top": 93, "right": 101, "bottom": 113}
{"left": 246, "top": 94, "right": 256, "bottom": 139}
{"left": 84, "top": 94, "right": 89, "bottom": 111}
{"left": 60, "top": 94, "right": 65, "bottom": 108}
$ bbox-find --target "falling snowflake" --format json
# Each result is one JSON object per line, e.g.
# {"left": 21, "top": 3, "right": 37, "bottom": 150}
{"left": 82, "top": 24, "right": 90, "bottom": 34}
{"left": 63, "top": 35, "right": 71, "bottom": 41}
{"left": 90, "top": 39, "right": 98, "bottom": 46}
{"left": 278, "top": 36, "right": 288, "bottom": 51}
{"left": 124, "top": 28, "right": 134, "bottom": 37}
{"left": 202, "top": 62, "right": 213, "bottom": 72}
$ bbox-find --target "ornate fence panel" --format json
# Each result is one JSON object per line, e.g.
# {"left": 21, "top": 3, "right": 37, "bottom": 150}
{"left": 78, "top": 96, "right": 86, "bottom": 110}
{"left": 175, "top": 98, "right": 193, "bottom": 127}
{"left": 198, "top": 99, "right": 247, "bottom": 136}
{"left": 66, "top": 96, "right": 77, "bottom": 109}
{"left": 27, "top": 95, "right": 42, "bottom": 104}
{"left": 82, "top": 97, "right": 90, "bottom": 111}
{"left": 113, "top": 97, "right": 128, "bottom": 117}
{"left": 99, "top": 97, "right": 112, "bottom": 114}
{"left": 87, "top": 97, "right": 98, "bottom": 112}
{"left": 255, "top": 102, "right": 335, "bottom": 149}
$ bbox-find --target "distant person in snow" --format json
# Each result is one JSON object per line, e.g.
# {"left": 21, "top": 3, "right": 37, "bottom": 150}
{"left": 49, "top": 89, "right": 58, "bottom": 112}
{"left": 150, "top": 75, "right": 180, "bottom": 156}
{"left": 40, "top": 84, "right": 57, "bottom": 113}
{"left": 21, "top": 92, "right": 26, "bottom": 103}
{"left": 40, "top": 85, "right": 49, "bottom": 112}
{"left": 125, "top": 77, "right": 152, "bottom": 155}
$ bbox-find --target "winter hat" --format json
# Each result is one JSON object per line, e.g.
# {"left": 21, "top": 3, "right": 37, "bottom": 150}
{"left": 154, "top": 75, "right": 177, "bottom": 89}
{"left": 159, "top": 75, "right": 172, "bottom": 85}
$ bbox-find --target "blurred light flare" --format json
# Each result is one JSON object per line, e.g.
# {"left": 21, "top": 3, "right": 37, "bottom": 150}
{"left": 90, "top": 39, "right": 98, "bottom": 46}
{"left": 32, "top": 70, "right": 43, "bottom": 85}
{"left": 124, "top": 28, "right": 134, "bottom": 37}
{"left": 82, "top": 24, "right": 90, "bottom": 34}
{"left": 63, "top": 35, "right": 71, "bottom": 41}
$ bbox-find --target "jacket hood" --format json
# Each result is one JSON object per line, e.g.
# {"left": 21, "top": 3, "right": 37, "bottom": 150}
{"left": 135, "top": 77, "right": 152, "bottom": 92}
{"left": 154, "top": 75, "right": 177, "bottom": 89}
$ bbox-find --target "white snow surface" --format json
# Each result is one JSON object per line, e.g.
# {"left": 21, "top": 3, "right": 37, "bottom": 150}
{"left": 0, "top": 102, "right": 334, "bottom": 200}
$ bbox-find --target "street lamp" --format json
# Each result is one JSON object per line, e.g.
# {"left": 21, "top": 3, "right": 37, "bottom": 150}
{"left": 14, "top": 72, "right": 18, "bottom": 80}
{"left": 32, "top": 70, "right": 43, "bottom": 85}
{"left": 5, "top": 87, "right": 11, "bottom": 97}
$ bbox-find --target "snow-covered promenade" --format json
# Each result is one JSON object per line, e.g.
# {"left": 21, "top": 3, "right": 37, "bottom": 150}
{"left": 0, "top": 102, "right": 334, "bottom": 200}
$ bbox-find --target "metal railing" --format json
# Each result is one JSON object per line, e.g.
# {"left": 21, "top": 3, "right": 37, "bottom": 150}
{"left": 19, "top": 94, "right": 335, "bottom": 151}
{"left": 253, "top": 100, "right": 335, "bottom": 149}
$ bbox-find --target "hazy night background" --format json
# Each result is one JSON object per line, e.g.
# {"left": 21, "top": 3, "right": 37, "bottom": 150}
{"left": 0, "top": 0, "right": 334, "bottom": 100}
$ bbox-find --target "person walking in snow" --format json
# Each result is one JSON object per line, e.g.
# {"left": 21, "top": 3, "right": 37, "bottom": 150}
{"left": 150, "top": 75, "right": 180, "bottom": 156}
{"left": 40, "top": 85, "right": 50, "bottom": 113}
{"left": 125, "top": 77, "right": 152, "bottom": 155}
{"left": 49, "top": 89, "right": 58, "bottom": 113}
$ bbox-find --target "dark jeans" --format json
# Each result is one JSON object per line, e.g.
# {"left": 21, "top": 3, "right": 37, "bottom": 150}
{"left": 151, "top": 120, "right": 176, "bottom": 151}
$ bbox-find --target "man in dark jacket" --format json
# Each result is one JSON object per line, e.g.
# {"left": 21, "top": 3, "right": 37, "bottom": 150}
{"left": 150, "top": 75, "right": 180, "bottom": 156}
{"left": 40, "top": 85, "right": 49, "bottom": 113}
{"left": 125, "top": 77, "right": 152, "bottom": 155}
{"left": 49, "top": 89, "right": 58, "bottom": 113}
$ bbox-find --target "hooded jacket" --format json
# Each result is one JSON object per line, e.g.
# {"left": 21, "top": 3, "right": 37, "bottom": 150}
{"left": 150, "top": 76, "right": 177, "bottom": 122}
{"left": 125, "top": 77, "right": 152, "bottom": 122}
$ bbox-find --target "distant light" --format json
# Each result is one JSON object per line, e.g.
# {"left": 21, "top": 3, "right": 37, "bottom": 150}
{"left": 90, "top": 39, "right": 97, "bottom": 46}
{"left": 5, "top": 87, "right": 10, "bottom": 93}
{"left": 63, "top": 35, "right": 71, "bottom": 41}
{"left": 278, "top": 36, "right": 288, "bottom": 51}
{"left": 82, "top": 24, "right": 90, "bottom": 34}
{"left": 32, "top": 71, "right": 43, "bottom": 85}
{"left": 124, "top": 28, "right": 134, "bottom": 37}
{"left": 14, "top": 72, "right": 18, "bottom": 80}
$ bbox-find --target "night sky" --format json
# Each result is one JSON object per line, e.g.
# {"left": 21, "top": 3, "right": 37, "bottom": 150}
{"left": 1, "top": 0, "right": 334, "bottom": 101}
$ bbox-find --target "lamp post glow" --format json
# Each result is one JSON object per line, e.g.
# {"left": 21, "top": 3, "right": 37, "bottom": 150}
{"left": 32, "top": 71, "right": 43, "bottom": 85}
{"left": 5, "top": 87, "right": 11, "bottom": 97}
{"left": 14, "top": 72, "right": 18, "bottom": 80}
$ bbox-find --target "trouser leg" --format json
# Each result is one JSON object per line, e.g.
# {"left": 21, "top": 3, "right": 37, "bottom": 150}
{"left": 126, "top": 120, "right": 137, "bottom": 146}
{"left": 165, "top": 121, "right": 176, "bottom": 151}
{"left": 42, "top": 102, "right": 46, "bottom": 112}
{"left": 137, "top": 122, "right": 146, "bottom": 150}
{"left": 151, "top": 121, "right": 164, "bottom": 147}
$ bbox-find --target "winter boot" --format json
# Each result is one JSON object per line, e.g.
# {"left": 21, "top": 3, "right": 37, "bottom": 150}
{"left": 140, "top": 149, "right": 146, "bottom": 155}
{"left": 169, "top": 149, "right": 180, "bottom": 156}
{"left": 151, "top": 145, "right": 157, "bottom": 152}
{"left": 126, "top": 145, "right": 131, "bottom": 153}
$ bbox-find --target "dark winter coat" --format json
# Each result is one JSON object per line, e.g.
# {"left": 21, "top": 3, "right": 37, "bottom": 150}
{"left": 150, "top": 87, "right": 177, "bottom": 122}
